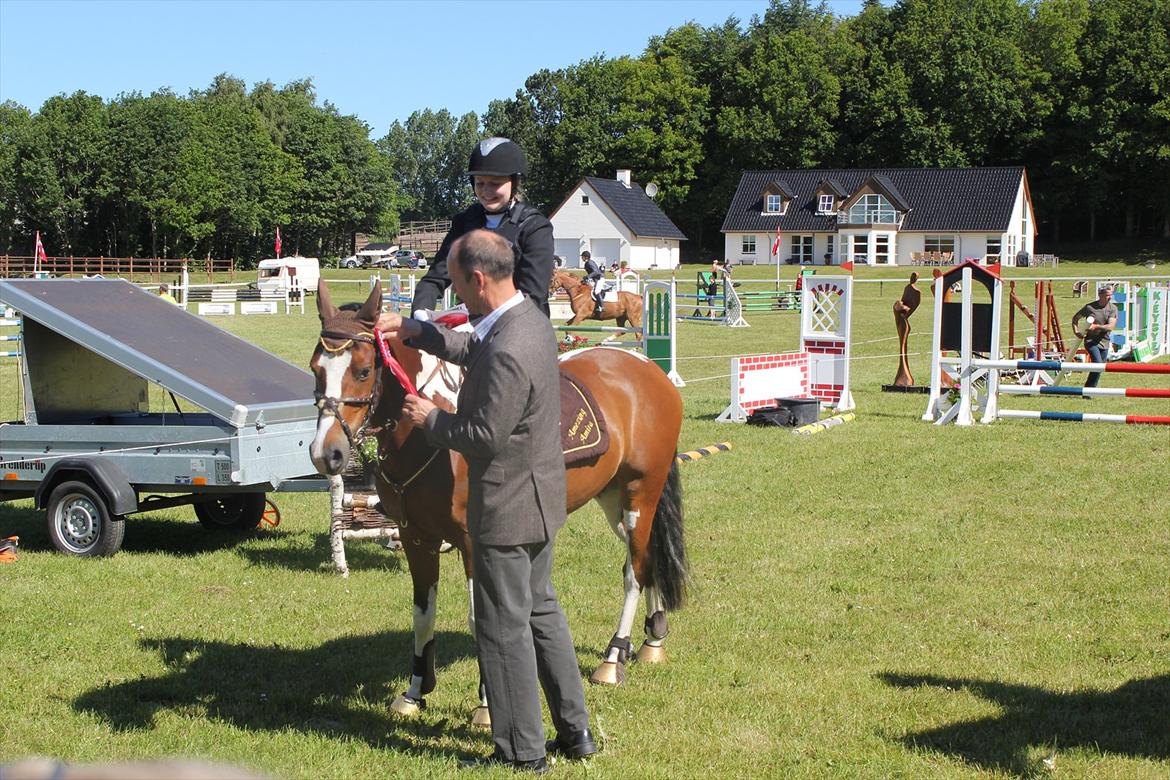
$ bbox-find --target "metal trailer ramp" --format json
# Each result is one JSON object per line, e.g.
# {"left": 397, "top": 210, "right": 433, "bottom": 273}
{"left": 0, "top": 279, "right": 323, "bottom": 556}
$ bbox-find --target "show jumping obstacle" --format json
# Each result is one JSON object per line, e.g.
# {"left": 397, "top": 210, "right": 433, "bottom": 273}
{"left": 924, "top": 262, "right": 1170, "bottom": 426}
{"left": 716, "top": 274, "right": 855, "bottom": 422}
{"left": 309, "top": 281, "right": 689, "bottom": 728}
{"left": 0, "top": 312, "right": 19, "bottom": 359}
{"left": 553, "top": 279, "right": 685, "bottom": 387}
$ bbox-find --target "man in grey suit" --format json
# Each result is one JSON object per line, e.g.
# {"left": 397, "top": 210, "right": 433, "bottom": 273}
{"left": 378, "top": 229, "right": 595, "bottom": 773}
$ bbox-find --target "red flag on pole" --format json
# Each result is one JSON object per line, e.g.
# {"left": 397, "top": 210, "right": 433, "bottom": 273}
{"left": 34, "top": 231, "right": 48, "bottom": 270}
{"left": 771, "top": 226, "right": 782, "bottom": 257}
{"left": 275, "top": 227, "right": 282, "bottom": 258}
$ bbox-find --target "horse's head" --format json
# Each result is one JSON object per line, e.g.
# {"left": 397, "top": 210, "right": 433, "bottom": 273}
{"left": 308, "top": 280, "right": 406, "bottom": 475}
{"left": 549, "top": 270, "right": 576, "bottom": 295}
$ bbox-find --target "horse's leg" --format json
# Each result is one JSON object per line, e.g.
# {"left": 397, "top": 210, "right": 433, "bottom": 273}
{"left": 636, "top": 585, "right": 668, "bottom": 663}
{"left": 589, "top": 486, "right": 643, "bottom": 686}
{"left": 390, "top": 536, "right": 442, "bottom": 717}
{"left": 456, "top": 533, "right": 492, "bottom": 730}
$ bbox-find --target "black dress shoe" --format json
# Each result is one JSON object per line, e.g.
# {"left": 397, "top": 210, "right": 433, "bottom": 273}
{"left": 459, "top": 752, "right": 549, "bottom": 774}
{"left": 546, "top": 728, "right": 598, "bottom": 759}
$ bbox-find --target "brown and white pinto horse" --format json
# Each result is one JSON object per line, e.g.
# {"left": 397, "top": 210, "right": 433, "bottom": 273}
{"left": 308, "top": 280, "right": 687, "bottom": 725}
{"left": 551, "top": 269, "right": 643, "bottom": 329}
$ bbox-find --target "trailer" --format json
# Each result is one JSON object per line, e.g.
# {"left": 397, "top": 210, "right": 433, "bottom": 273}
{"left": 0, "top": 278, "right": 325, "bottom": 556}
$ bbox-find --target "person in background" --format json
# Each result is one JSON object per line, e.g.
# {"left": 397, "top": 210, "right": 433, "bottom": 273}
{"left": 377, "top": 230, "right": 596, "bottom": 773}
{"left": 411, "top": 137, "right": 554, "bottom": 318}
{"left": 581, "top": 250, "right": 605, "bottom": 316}
{"left": 157, "top": 283, "right": 178, "bottom": 305}
{"left": 1072, "top": 284, "right": 1118, "bottom": 389}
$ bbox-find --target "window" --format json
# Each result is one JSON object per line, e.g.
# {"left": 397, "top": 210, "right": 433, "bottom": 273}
{"left": 826, "top": 234, "right": 835, "bottom": 263}
{"left": 765, "top": 194, "right": 783, "bottom": 213}
{"left": 986, "top": 235, "right": 1002, "bottom": 261}
{"left": 874, "top": 234, "right": 891, "bottom": 264}
{"left": 742, "top": 235, "right": 756, "bottom": 254}
{"left": 924, "top": 235, "right": 956, "bottom": 254}
{"left": 846, "top": 194, "right": 896, "bottom": 224}
{"left": 818, "top": 194, "right": 835, "bottom": 214}
{"left": 791, "top": 235, "right": 813, "bottom": 264}
{"left": 581, "top": 195, "right": 590, "bottom": 205}
{"left": 851, "top": 234, "right": 868, "bottom": 263}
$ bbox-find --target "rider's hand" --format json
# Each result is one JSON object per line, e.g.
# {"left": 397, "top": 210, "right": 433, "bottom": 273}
{"left": 402, "top": 394, "right": 436, "bottom": 426}
{"left": 376, "top": 312, "right": 421, "bottom": 339}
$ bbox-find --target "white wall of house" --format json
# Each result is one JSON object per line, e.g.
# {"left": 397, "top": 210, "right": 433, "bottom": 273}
{"left": 726, "top": 227, "right": 1032, "bottom": 266}
{"left": 550, "top": 181, "right": 680, "bottom": 270}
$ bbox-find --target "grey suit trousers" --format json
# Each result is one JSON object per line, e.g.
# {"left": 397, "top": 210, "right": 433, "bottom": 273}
{"left": 473, "top": 536, "right": 590, "bottom": 761}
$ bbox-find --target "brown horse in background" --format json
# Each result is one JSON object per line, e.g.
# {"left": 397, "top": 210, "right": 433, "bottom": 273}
{"left": 550, "top": 269, "right": 643, "bottom": 329}
{"left": 308, "top": 280, "right": 687, "bottom": 727}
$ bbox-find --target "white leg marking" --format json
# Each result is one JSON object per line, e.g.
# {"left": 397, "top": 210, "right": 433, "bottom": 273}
{"left": 404, "top": 584, "right": 437, "bottom": 700}
{"left": 606, "top": 558, "right": 642, "bottom": 664}
{"left": 309, "top": 351, "right": 352, "bottom": 462}
{"left": 466, "top": 578, "right": 477, "bottom": 640}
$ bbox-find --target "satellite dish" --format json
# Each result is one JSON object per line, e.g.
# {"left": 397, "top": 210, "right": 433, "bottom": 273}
{"left": 644, "top": 182, "right": 659, "bottom": 198}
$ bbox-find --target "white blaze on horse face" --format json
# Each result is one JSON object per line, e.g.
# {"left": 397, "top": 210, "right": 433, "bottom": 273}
{"left": 309, "top": 350, "right": 353, "bottom": 461}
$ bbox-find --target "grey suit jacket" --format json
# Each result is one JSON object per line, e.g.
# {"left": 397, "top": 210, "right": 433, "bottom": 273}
{"left": 412, "top": 299, "right": 567, "bottom": 546}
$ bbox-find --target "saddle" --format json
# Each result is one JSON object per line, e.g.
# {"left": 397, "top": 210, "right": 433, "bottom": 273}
{"left": 591, "top": 282, "right": 620, "bottom": 304}
{"left": 560, "top": 371, "right": 609, "bottom": 465}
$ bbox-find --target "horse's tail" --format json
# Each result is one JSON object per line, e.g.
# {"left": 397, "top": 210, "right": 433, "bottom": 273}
{"left": 649, "top": 458, "right": 688, "bottom": 611}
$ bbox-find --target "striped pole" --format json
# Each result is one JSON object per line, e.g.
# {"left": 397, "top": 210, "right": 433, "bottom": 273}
{"left": 997, "top": 385, "right": 1170, "bottom": 399}
{"left": 676, "top": 442, "right": 733, "bottom": 463}
{"left": 971, "top": 359, "right": 1170, "bottom": 375}
{"left": 998, "top": 409, "right": 1170, "bottom": 425}
{"left": 793, "top": 413, "right": 855, "bottom": 435}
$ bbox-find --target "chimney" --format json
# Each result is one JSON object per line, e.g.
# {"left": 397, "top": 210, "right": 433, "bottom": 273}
{"left": 616, "top": 169, "right": 631, "bottom": 188}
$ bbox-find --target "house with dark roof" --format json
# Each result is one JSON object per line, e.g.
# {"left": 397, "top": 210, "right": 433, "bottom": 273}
{"left": 721, "top": 167, "right": 1035, "bottom": 267}
{"left": 549, "top": 170, "right": 687, "bottom": 270}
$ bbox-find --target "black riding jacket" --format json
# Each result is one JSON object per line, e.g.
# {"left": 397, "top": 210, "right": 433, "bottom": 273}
{"left": 411, "top": 200, "right": 555, "bottom": 317}
{"left": 583, "top": 258, "right": 603, "bottom": 284}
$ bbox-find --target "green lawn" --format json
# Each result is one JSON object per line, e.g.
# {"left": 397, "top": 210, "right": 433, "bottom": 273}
{"left": 1, "top": 261, "right": 1168, "bottom": 779}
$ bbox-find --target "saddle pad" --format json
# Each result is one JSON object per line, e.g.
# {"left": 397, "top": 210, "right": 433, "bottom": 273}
{"left": 560, "top": 372, "right": 609, "bottom": 466}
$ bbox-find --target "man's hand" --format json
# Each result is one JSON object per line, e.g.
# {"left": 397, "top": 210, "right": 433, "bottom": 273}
{"left": 375, "top": 312, "right": 421, "bottom": 340}
{"left": 402, "top": 394, "right": 436, "bottom": 427}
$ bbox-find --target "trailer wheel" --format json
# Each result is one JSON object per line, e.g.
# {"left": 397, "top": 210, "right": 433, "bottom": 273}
{"left": 47, "top": 480, "right": 126, "bottom": 557}
{"left": 195, "top": 493, "right": 266, "bottom": 531}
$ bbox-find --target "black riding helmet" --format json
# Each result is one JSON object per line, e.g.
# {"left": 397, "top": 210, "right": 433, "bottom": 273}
{"left": 467, "top": 137, "right": 528, "bottom": 177}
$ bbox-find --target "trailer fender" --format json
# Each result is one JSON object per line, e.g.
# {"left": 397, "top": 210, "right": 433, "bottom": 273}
{"left": 35, "top": 459, "right": 137, "bottom": 516}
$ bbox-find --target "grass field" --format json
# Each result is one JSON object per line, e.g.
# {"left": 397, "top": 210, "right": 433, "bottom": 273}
{"left": 1, "top": 261, "right": 1168, "bottom": 779}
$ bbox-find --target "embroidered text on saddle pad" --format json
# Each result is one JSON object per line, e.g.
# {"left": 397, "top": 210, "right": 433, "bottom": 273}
{"left": 560, "top": 372, "right": 609, "bottom": 466}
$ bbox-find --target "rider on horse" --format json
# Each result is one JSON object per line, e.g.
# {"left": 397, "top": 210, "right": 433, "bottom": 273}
{"left": 581, "top": 250, "right": 606, "bottom": 316}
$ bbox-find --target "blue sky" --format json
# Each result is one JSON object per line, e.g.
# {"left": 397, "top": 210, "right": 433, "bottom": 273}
{"left": 1, "top": 0, "right": 867, "bottom": 138}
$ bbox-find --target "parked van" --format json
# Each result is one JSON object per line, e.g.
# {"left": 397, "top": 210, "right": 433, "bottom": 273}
{"left": 257, "top": 256, "right": 320, "bottom": 295}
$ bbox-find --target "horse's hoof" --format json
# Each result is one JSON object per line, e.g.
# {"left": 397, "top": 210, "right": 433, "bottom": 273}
{"left": 390, "top": 694, "right": 424, "bottom": 717}
{"left": 635, "top": 643, "right": 666, "bottom": 664}
{"left": 470, "top": 705, "right": 492, "bottom": 730}
{"left": 589, "top": 661, "right": 625, "bottom": 686}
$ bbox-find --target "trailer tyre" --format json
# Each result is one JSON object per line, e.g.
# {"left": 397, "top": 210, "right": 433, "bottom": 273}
{"left": 195, "top": 493, "right": 266, "bottom": 532}
{"left": 47, "top": 480, "right": 126, "bottom": 557}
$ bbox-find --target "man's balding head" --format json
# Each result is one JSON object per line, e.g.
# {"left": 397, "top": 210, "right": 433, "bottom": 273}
{"left": 451, "top": 230, "right": 515, "bottom": 283}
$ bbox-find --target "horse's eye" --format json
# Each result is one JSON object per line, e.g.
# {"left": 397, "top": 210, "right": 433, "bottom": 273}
{"left": 357, "top": 368, "right": 371, "bottom": 381}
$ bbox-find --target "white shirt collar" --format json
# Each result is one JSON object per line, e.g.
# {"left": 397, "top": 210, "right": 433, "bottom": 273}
{"left": 473, "top": 291, "right": 524, "bottom": 342}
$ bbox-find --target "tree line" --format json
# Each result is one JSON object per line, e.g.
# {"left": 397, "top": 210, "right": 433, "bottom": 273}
{"left": 2, "top": 0, "right": 1166, "bottom": 265}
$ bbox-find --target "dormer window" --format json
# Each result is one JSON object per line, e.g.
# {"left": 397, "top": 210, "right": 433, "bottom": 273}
{"left": 818, "top": 194, "right": 834, "bottom": 214}
{"left": 766, "top": 194, "right": 783, "bottom": 213}
{"left": 846, "top": 194, "right": 897, "bottom": 224}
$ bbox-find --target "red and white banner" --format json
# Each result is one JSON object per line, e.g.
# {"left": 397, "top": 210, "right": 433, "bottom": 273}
{"left": 275, "top": 227, "right": 282, "bottom": 258}
{"left": 34, "top": 231, "right": 48, "bottom": 267}
{"left": 771, "top": 226, "right": 782, "bottom": 257}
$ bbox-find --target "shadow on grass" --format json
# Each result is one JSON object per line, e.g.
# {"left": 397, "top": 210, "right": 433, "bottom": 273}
{"left": 74, "top": 629, "right": 483, "bottom": 756}
{"left": 878, "top": 672, "right": 1169, "bottom": 775}
{"left": 235, "top": 531, "right": 406, "bottom": 575}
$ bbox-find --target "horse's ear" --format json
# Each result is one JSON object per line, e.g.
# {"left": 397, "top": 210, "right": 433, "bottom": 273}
{"left": 317, "top": 279, "right": 338, "bottom": 322}
{"left": 356, "top": 280, "right": 382, "bottom": 326}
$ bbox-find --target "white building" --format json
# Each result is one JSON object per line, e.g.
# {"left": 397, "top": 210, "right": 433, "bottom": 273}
{"left": 721, "top": 167, "right": 1036, "bottom": 267}
{"left": 549, "top": 170, "right": 686, "bottom": 270}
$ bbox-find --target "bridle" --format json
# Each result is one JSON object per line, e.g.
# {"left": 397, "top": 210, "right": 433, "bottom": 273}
{"left": 315, "top": 330, "right": 392, "bottom": 449}
{"left": 314, "top": 326, "right": 448, "bottom": 526}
